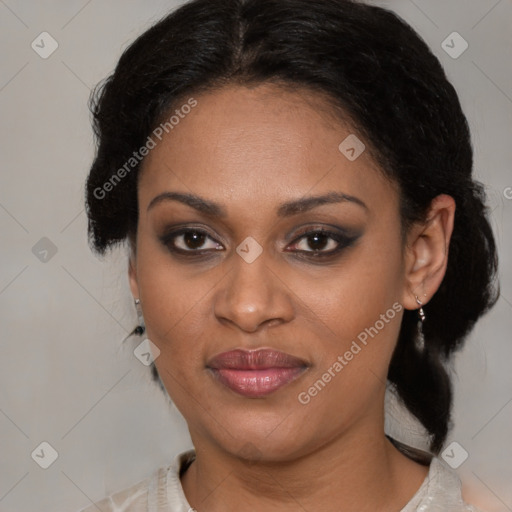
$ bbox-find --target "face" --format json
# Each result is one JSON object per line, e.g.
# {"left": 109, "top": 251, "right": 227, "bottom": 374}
{"left": 129, "top": 83, "right": 411, "bottom": 462}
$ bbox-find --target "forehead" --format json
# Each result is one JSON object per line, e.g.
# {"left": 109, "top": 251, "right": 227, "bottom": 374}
{"left": 138, "top": 83, "right": 396, "bottom": 216}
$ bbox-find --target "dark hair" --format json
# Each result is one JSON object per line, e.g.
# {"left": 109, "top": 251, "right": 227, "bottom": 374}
{"left": 85, "top": 0, "right": 499, "bottom": 455}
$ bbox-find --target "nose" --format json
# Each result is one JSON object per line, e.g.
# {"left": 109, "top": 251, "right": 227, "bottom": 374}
{"left": 213, "top": 251, "right": 295, "bottom": 333}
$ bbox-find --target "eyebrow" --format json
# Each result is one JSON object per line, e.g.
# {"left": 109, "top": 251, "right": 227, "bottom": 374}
{"left": 147, "top": 191, "right": 368, "bottom": 217}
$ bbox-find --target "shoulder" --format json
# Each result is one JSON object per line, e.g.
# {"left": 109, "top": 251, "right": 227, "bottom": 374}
{"left": 402, "top": 456, "right": 487, "bottom": 512}
{"left": 76, "top": 449, "right": 195, "bottom": 512}
{"left": 77, "top": 474, "right": 150, "bottom": 512}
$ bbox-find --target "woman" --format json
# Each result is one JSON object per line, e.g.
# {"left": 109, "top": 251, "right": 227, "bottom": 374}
{"left": 81, "top": 0, "right": 499, "bottom": 510}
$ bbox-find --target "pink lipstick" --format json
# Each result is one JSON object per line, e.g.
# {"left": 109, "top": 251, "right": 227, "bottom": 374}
{"left": 206, "top": 348, "right": 309, "bottom": 398}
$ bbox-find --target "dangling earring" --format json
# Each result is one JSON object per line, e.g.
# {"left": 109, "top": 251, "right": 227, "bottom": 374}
{"left": 415, "top": 295, "right": 426, "bottom": 352}
{"left": 134, "top": 298, "right": 145, "bottom": 336}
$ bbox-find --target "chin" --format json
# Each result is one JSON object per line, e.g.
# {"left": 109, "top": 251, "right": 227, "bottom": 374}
{"left": 202, "top": 408, "right": 319, "bottom": 462}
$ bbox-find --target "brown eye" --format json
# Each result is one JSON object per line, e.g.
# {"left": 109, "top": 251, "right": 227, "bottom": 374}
{"left": 160, "top": 228, "right": 224, "bottom": 253}
{"left": 180, "top": 231, "right": 208, "bottom": 250}
{"left": 286, "top": 227, "right": 360, "bottom": 258}
{"left": 295, "top": 232, "right": 338, "bottom": 252}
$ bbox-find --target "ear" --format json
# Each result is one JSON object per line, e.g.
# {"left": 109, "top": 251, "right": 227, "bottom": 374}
{"left": 401, "top": 194, "right": 456, "bottom": 311}
{"left": 128, "top": 245, "right": 140, "bottom": 301}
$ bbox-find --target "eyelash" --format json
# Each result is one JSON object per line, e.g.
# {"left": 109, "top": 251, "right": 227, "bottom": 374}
{"left": 159, "top": 226, "right": 358, "bottom": 260}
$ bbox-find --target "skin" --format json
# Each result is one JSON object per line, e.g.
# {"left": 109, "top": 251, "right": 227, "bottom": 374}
{"left": 128, "top": 83, "right": 455, "bottom": 512}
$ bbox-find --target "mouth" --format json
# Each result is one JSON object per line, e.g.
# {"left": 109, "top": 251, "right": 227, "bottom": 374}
{"left": 206, "top": 348, "right": 310, "bottom": 398}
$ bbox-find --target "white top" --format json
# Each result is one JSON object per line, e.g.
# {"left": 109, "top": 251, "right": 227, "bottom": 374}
{"left": 78, "top": 449, "right": 484, "bottom": 511}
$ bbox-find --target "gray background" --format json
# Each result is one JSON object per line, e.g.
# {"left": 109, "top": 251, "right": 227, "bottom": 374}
{"left": 0, "top": 1, "right": 510, "bottom": 511}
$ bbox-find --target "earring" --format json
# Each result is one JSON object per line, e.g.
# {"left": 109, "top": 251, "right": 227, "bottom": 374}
{"left": 415, "top": 295, "right": 426, "bottom": 352}
{"left": 415, "top": 296, "right": 426, "bottom": 321}
{"left": 134, "top": 298, "right": 145, "bottom": 336}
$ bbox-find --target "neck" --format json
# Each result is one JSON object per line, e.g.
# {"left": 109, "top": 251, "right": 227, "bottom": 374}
{"left": 181, "top": 420, "right": 429, "bottom": 512}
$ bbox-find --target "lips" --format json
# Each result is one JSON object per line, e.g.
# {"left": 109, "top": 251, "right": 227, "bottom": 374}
{"left": 206, "top": 348, "right": 309, "bottom": 398}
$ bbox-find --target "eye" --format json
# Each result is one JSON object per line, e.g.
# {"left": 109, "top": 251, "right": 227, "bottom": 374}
{"left": 159, "top": 225, "right": 359, "bottom": 259}
{"left": 286, "top": 228, "right": 358, "bottom": 257}
{"left": 160, "top": 228, "right": 223, "bottom": 254}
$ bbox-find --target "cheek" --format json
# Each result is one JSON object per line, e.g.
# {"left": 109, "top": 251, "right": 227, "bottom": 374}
{"left": 296, "top": 234, "right": 404, "bottom": 341}
{"left": 135, "top": 241, "right": 212, "bottom": 368}
{"left": 293, "top": 234, "right": 405, "bottom": 395}
{"left": 138, "top": 260, "right": 211, "bottom": 413}
{"left": 137, "top": 227, "right": 201, "bottom": 323}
